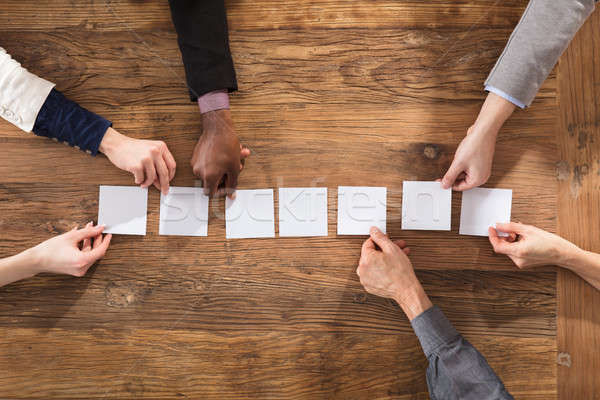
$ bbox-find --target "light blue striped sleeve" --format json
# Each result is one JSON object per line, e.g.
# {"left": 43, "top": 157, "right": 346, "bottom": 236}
{"left": 485, "top": 85, "right": 526, "bottom": 109}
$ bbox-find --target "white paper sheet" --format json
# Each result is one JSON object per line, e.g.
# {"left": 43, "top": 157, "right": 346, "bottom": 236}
{"left": 98, "top": 185, "right": 148, "bottom": 235}
{"left": 278, "top": 187, "right": 328, "bottom": 237}
{"left": 337, "top": 186, "right": 386, "bottom": 235}
{"left": 159, "top": 187, "right": 209, "bottom": 236}
{"left": 459, "top": 188, "right": 512, "bottom": 236}
{"left": 402, "top": 181, "right": 451, "bottom": 231}
{"left": 225, "top": 189, "right": 275, "bottom": 239}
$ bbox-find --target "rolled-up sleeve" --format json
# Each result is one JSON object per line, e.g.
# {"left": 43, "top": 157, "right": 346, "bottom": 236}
{"left": 411, "top": 306, "right": 514, "bottom": 400}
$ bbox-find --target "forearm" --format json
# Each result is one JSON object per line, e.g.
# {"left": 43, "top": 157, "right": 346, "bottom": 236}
{"left": 485, "top": 0, "right": 595, "bottom": 107}
{"left": 0, "top": 249, "right": 39, "bottom": 288}
{"left": 410, "top": 305, "right": 514, "bottom": 400}
{"left": 0, "top": 47, "right": 109, "bottom": 154}
{"left": 33, "top": 89, "right": 111, "bottom": 156}
{"left": 0, "top": 46, "right": 55, "bottom": 132}
{"left": 396, "top": 276, "right": 512, "bottom": 399}
{"left": 472, "top": 92, "right": 516, "bottom": 137}
{"left": 168, "top": 0, "right": 237, "bottom": 101}
{"left": 394, "top": 281, "right": 433, "bottom": 321}
{"left": 561, "top": 247, "right": 600, "bottom": 290}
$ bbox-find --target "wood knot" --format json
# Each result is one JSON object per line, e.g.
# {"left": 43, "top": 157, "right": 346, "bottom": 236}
{"left": 557, "top": 352, "right": 571, "bottom": 367}
{"left": 555, "top": 161, "right": 570, "bottom": 181}
{"left": 353, "top": 293, "right": 368, "bottom": 304}
{"left": 105, "top": 282, "right": 146, "bottom": 308}
{"left": 423, "top": 144, "right": 440, "bottom": 160}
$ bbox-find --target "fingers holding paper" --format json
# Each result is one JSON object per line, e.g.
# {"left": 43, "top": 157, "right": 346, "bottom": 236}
{"left": 441, "top": 125, "right": 496, "bottom": 191}
{"left": 29, "top": 223, "right": 112, "bottom": 277}
{"left": 357, "top": 227, "right": 432, "bottom": 320}
{"left": 356, "top": 227, "right": 417, "bottom": 301}
{"left": 192, "top": 110, "right": 251, "bottom": 198}
{"left": 441, "top": 93, "right": 517, "bottom": 191}
{"left": 99, "top": 127, "right": 177, "bottom": 195}
{"left": 488, "top": 222, "right": 579, "bottom": 269}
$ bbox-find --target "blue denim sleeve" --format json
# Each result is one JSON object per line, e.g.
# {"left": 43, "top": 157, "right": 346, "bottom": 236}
{"left": 32, "top": 88, "right": 111, "bottom": 156}
{"left": 411, "top": 306, "right": 514, "bottom": 400}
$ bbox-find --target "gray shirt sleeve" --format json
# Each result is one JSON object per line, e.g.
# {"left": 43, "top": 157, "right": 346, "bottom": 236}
{"left": 484, "top": 0, "right": 596, "bottom": 107}
{"left": 411, "top": 306, "right": 514, "bottom": 400}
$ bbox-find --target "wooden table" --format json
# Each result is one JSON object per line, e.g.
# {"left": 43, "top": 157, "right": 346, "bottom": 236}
{"left": 0, "top": 1, "right": 597, "bottom": 398}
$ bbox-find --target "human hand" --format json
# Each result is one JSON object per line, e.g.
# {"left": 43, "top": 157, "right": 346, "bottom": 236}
{"left": 191, "top": 109, "right": 251, "bottom": 198}
{"left": 28, "top": 222, "right": 112, "bottom": 277}
{"left": 356, "top": 227, "right": 432, "bottom": 320}
{"left": 99, "top": 127, "right": 176, "bottom": 195}
{"left": 441, "top": 124, "right": 497, "bottom": 191}
{"left": 488, "top": 222, "right": 580, "bottom": 268}
{"left": 441, "top": 92, "right": 515, "bottom": 191}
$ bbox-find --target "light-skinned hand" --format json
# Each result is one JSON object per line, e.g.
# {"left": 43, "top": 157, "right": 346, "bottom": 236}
{"left": 99, "top": 127, "right": 176, "bottom": 195}
{"left": 191, "top": 109, "right": 250, "bottom": 198}
{"left": 441, "top": 124, "right": 497, "bottom": 191}
{"left": 28, "top": 222, "right": 112, "bottom": 277}
{"left": 356, "top": 227, "right": 432, "bottom": 320}
{"left": 441, "top": 92, "right": 515, "bottom": 191}
{"left": 488, "top": 222, "right": 580, "bottom": 268}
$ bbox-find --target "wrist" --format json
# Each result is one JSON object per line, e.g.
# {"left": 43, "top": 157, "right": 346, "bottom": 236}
{"left": 559, "top": 244, "right": 587, "bottom": 270}
{"left": 473, "top": 92, "right": 516, "bottom": 134}
{"left": 15, "top": 247, "right": 42, "bottom": 277}
{"left": 201, "top": 109, "right": 232, "bottom": 132}
{"left": 98, "top": 127, "right": 124, "bottom": 156}
{"left": 394, "top": 282, "right": 433, "bottom": 321}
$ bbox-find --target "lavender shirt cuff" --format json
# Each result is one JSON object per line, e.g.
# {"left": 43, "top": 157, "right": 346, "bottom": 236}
{"left": 485, "top": 85, "right": 526, "bottom": 109}
{"left": 197, "top": 90, "right": 230, "bottom": 114}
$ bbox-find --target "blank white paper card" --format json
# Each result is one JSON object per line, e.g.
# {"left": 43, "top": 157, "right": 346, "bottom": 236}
{"left": 337, "top": 186, "right": 386, "bottom": 235}
{"left": 402, "top": 181, "right": 451, "bottom": 231}
{"left": 98, "top": 185, "right": 148, "bottom": 235}
{"left": 279, "top": 187, "right": 328, "bottom": 237}
{"left": 459, "top": 187, "right": 512, "bottom": 236}
{"left": 226, "top": 189, "right": 275, "bottom": 239}
{"left": 159, "top": 187, "right": 209, "bottom": 236}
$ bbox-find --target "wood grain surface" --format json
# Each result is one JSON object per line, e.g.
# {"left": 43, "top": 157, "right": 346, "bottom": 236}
{"left": 0, "top": 0, "right": 571, "bottom": 398}
{"left": 556, "top": 7, "right": 600, "bottom": 400}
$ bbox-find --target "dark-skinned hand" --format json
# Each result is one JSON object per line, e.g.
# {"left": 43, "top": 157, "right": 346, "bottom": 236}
{"left": 191, "top": 109, "right": 251, "bottom": 198}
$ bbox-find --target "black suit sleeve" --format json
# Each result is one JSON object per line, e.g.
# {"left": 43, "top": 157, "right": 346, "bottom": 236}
{"left": 168, "top": 0, "right": 238, "bottom": 101}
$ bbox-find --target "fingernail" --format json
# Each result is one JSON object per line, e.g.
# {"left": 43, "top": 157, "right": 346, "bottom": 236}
{"left": 369, "top": 227, "right": 378, "bottom": 235}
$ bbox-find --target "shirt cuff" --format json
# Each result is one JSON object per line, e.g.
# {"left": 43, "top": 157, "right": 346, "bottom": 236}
{"left": 410, "top": 305, "right": 460, "bottom": 357}
{"left": 485, "top": 85, "right": 526, "bottom": 109}
{"left": 197, "top": 90, "right": 230, "bottom": 114}
{"left": 32, "top": 88, "right": 111, "bottom": 156}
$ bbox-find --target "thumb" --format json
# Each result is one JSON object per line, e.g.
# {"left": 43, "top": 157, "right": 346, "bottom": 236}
{"left": 71, "top": 224, "right": 105, "bottom": 242}
{"left": 369, "top": 227, "right": 394, "bottom": 252}
{"left": 452, "top": 176, "right": 477, "bottom": 192}
{"left": 441, "top": 160, "right": 464, "bottom": 190}
{"left": 494, "top": 222, "right": 524, "bottom": 235}
{"left": 488, "top": 226, "right": 512, "bottom": 254}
